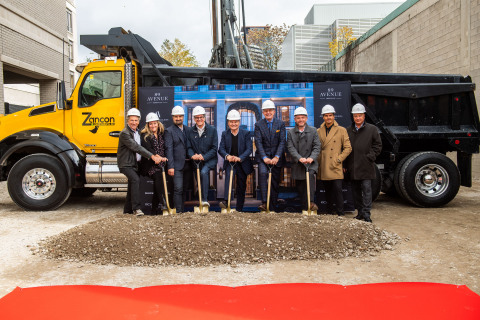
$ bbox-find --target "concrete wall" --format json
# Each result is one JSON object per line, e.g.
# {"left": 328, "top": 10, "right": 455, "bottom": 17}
{"left": 336, "top": 0, "right": 480, "bottom": 177}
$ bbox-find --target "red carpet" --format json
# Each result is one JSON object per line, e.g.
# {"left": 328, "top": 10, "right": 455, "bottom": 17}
{"left": 0, "top": 283, "right": 479, "bottom": 319}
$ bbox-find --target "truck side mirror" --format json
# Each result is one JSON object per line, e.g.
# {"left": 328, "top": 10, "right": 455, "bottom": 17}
{"left": 65, "top": 100, "right": 73, "bottom": 110}
{"left": 57, "top": 81, "right": 68, "bottom": 110}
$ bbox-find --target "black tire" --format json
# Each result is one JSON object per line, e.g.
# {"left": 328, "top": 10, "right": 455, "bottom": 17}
{"left": 393, "top": 155, "right": 411, "bottom": 200}
{"left": 397, "top": 152, "right": 460, "bottom": 207}
{"left": 70, "top": 187, "right": 97, "bottom": 197}
{"left": 372, "top": 165, "right": 382, "bottom": 202}
{"left": 7, "top": 154, "right": 72, "bottom": 211}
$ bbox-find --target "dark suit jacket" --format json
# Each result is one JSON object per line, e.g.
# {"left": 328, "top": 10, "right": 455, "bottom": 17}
{"left": 187, "top": 123, "right": 218, "bottom": 170}
{"left": 117, "top": 126, "right": 153, "bottom": 169}
{"left": 218, "top": 128, "right": 254, "bottom": 175}
{"left": 165, "top": 125, "right": 190, "bottom": 170}
{"left": 254, "top": 118, "right": 286, "bottom": 167}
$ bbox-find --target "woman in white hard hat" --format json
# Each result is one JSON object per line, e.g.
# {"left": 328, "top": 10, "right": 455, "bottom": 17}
{"left": 140, "top": 112, "right": 168, "bottom": 215}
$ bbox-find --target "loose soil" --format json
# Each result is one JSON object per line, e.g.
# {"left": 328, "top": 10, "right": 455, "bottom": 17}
{"left": 0, "top": 180, "right": 479, "bottom": 298}
{"left": 39, "top": 213, "right": 398, "bottom": 267}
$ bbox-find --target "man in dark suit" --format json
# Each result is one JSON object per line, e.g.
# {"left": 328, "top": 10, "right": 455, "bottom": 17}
{"left": 164, "top": 105, "right": 192, "bottom": 213}
{"left": 187, "top": 106, "right": 218, "bottom": 208}
{"left": 254, "top": 100, "right": 286, "bottom": 211}
{"left": 118, "top": 108, "right": 161, "bottom": 216}
{"left": 218, "top": 110, "right": 253, "bottom": 212}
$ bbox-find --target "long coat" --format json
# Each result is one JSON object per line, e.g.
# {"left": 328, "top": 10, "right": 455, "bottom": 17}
{"left": 187, "top": 123, "right": 218, "bottom": 170}
{"left": 345, "top": 122, "right": 382, "bottom": 180}
{"left": 286, "top": 124, "right": 321, "bottom": 180}
{"left": 317, "top": 120, "right": 352, "bottom": 180}
{"left": 254, "top": 118, "right": 286, "bottom": 167}
{"left": 218, "top": 128, "right": 254, "bottom": 175}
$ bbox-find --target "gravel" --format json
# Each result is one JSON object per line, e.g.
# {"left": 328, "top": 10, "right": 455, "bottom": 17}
{"left": 38, "top": 212, "right": 399, "bottom": 267}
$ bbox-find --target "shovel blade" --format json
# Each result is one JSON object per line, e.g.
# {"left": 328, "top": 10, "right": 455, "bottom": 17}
{"left": 202, "top": 205, "right": 210, "bottom": 213}
{"left": 169, "top": 208, "right": 176, "bottom": 215}
{"left": 310, "top": 210, "right": 317, "bottom": 216}
{"left": 162, "top": 209, "right": 170, "bottom": 216}
{"left": 194, "top": 206, "right": 201, "bottom": 213}
{"left": 302, "top": 210, "right": 309, "bottom": 216}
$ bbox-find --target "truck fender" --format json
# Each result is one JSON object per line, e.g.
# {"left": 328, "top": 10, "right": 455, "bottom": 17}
{"left": 0, "top": 130, "right": 84, "bottom": 188}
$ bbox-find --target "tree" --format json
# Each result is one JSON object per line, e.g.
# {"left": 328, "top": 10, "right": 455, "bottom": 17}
{"left": 158, "top": 38, "right": 200, "bottom": 67}
{"left": 246, "top": 24, "right": 290, "bottom": 70}
{"left": 328, "top": 26, "right": 357, "bottom": 58}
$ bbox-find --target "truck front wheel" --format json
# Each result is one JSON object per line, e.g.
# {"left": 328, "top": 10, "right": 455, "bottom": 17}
{"left": 396, "top": 152, "right": 460, "bottom": 207}
{"left": 7, "top": 154, "right": 72, "bottom": 211}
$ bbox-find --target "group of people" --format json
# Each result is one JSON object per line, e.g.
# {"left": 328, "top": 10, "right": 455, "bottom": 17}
{"left": 117, "top": 100, "right": 382, "bottom": 222}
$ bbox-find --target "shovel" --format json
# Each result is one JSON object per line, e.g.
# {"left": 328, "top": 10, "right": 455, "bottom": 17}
{"left": 221, "top": 162, "right": 236, "bottom": 214}
{"left": 161, "top": 164, "right": 176, "bottom": 216}
{"left": 261, "top": 164, "right": 275, "bottom": 214}
{"left": 302, "top": 163, "right": 317, "bottom": 216}
{"left": 193, "top": 160, "right": 209, "bottom": 213}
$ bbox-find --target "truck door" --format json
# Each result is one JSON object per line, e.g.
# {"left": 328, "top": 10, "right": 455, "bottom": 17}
{"left": 71, "top": 70, "right": 125, "bottom": 153}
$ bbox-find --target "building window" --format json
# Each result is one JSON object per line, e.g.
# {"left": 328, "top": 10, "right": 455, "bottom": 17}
{"left": 70, "top": 71, "right": 75, "bottom": 91}
{"left": 187, "top": 106, "right": 215, "bottom": 127}
{"left": 238, "top": 108, "right": 256, "bottom": 131}
{"left": 68, "top": 41, "right": 74, "bottom": 63}
{"left": 67, "top": 9, "right": 73, "bottom": 33}
{"left": 275, "top": 105, "right": 296, "bottom": 128}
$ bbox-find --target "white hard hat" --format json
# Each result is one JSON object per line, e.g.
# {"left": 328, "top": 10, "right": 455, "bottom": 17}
{"left": 127, "top": 108, "right": 141, "bottom": 118}
{"left": 262, "top": 100, "right": 275, "bottom": 110}
{"left": 227, "top": 110, "right": 241, "bottom": 120}
{"left": 321, "top": 104, "right": 336, "bottom": 115}
{"left": 192, "top": 106, "right": 206, "bottom": 117}
{"left": 146, "top": 112, "right": 160, "bottom": 123}
{"left": 294, "top": 107, "right": 308, "bottom": 116}
{"left": 351, "top": 103, "right": 366, "bottom": 114}
{"left": 171, "top": 105, "right": 185, "bottom": 116}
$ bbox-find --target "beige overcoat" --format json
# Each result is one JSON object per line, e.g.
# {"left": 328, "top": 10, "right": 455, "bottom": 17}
{"left": 317, "top": 120, "right": 352, "bottom": 180}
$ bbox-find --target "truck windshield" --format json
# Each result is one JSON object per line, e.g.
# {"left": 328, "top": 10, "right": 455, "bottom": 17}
{"left": 79, "top": 71, "right": 122, "bottom": 107}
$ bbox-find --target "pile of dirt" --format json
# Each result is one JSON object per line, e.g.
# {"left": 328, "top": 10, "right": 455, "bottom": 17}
{"left": 37, "top": 212, "right": 399, "bottom": 267}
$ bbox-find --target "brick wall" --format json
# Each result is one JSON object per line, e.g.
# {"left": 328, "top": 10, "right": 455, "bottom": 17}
{"left": 336, "top": 0, "right": 480, "bottom": 178}
{"left": 5, "top": 0, "right": 67, "bottom": 36}
{"left": 0, "top": 62, "right": 4, "bottom": 114}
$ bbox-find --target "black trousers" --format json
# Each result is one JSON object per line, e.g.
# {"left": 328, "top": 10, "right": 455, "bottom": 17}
{"left": 150, "top": 170, "right": 166, "bottom": 214}
{"left": 296, "top": 171, "right": 316, "bottom": 211}
{"left": 258, "top": 162, "right": 281, "bottom": 208}
{"left": 223, "top": 165, "right": 248, "bottom": 211}
{"left": 172, "top": 161, "right": 192, "bottom": 213}
{"left": 352, "top": 179, "right": 373, "bottom": 219}
{"left": 322, "top": 179, "right": 344, "bottom": 215}
{"left": 120, "top": 167, "right": 141, "bottom": 213}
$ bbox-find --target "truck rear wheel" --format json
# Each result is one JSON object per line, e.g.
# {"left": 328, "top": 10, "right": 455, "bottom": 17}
{"left": 396, "top": 152, "right": 460, "bottom": 207}
{"left": 7, "top": 154, "right": 72, "bottom": 211}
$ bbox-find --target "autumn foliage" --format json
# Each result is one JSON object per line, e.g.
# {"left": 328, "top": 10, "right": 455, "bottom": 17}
{"left": 158, "top": 38, "right": 200, "bottom": 67}
{"left": 246, "top": 24, "right": 290, "bottom": 70}
{"left": 328, "top": 26, "right": 357, "bottom": 58}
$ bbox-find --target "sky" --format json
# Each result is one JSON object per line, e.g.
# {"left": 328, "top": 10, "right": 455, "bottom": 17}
{"left": 76, "top": 0, "right": 405, "bottom": 67}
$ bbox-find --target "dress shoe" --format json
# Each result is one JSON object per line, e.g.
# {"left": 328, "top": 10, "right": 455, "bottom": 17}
{"left": 134, "top": 209, "right": 145, "bottom": 217}
{"left": 258, "top": 203, "right": 267, "bottom": 211}
{"left": 219, "top": 201, "right": 227, "bottom": 209}
{"left": 354, "top": 214, "right": 364, "bottom": 220}
{"left": 310, "top": 202, "right": 318, "bottom": 211}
